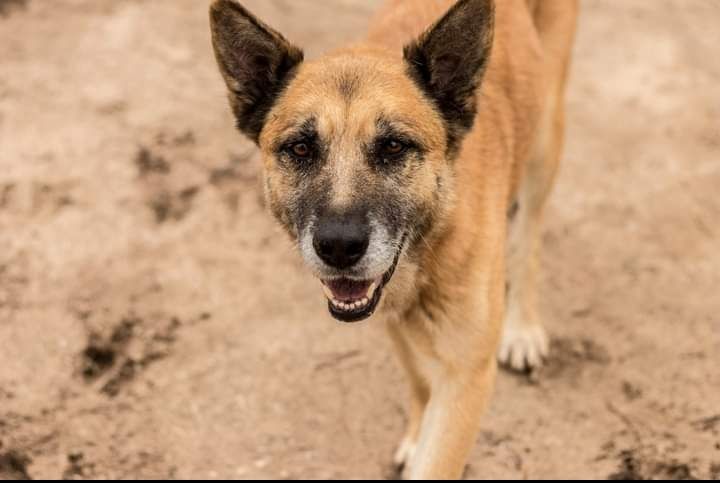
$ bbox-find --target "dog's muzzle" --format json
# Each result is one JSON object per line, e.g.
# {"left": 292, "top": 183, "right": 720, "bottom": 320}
{"left": 319, "top": 233, "right": 406, "bottom": 323}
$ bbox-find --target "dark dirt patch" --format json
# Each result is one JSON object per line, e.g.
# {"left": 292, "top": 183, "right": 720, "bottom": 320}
{"left": 608, "top": 449, "right": 698, "bottom": 480}
{"left": 0, "top": 450, "right": 32, "bottom": 480}
{"left": 208, "top": 151, "right": 258, "bottom": 213}
{"left": 622, "top": 381, "right": 644, "bottom": 402}
{"left": 710, "top": 463, "right": 720, "bottom": 480}
{"left": 135, "top": 146, "right": 171, "bottom": 177}
{"left": 530, "top": 337, "right": 611, "bottom": 382}
{"left": 208, "top": 151, "right": 257, "bottom": 186}
{"left": 100, "top": 359, "right": 140, "bottom": 398}
{"left": 133, "top": 136, "right": 205, "bottom": 223}
{"left": 0, "top": 412, "right": 33, "bottom": 432}
{"left": 692, "top": 415, "right": 720, "bottom": 433}
{"left": 154, "top": 130, "right": 196, "bottom": 148}
{"left": 136, "top": 134, "right": 256, "bottom": 218}
{"left": 15, "top": 182, "right": 76, "bottom": 215}
{"left": 148, "top": 186, "right": 200, "bottom": 224}
{"left": 135, "top": 130, "right": 200, "bottom": 177}
{"left": 313, "top": 350, "right": 362, "bottom": 372}
{"left": 62, "top": 452, "right": 96, "bottom": 480}
{"left": 78, "top": 315, "right": 182, "bottom": 397}
{"left": 0, "top": 0, "right": 26, "bottom": 18}
{"left": 0, "top": 259, "right": 29, "bottom": 318}
{"left": 134, "top": 131, "right": 197, "bottom": 177}
{"left": 80, "top": 317, "right": 138, "bottom": 383}
{"left": 0, "top": 183, "right": 14, "bottom": 209}
{"left": 480, "top": 431, "right": 513, "bottom": 448}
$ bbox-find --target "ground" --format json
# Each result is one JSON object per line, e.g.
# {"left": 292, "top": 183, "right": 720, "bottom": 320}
{"left": 0, "top": 0, "right": 719, "bottom": 479}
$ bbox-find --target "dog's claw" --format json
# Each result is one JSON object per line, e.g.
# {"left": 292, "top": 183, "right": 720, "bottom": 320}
{"left": 498, "top": 322, "right": 548, "bottom": 372}
{"left": 392, "top": 437, "right": 416, "bottom": 480}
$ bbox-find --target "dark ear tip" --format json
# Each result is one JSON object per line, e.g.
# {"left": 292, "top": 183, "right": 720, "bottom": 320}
{"left": 209, "top": 0, "right": 231, "bottom": 14}
{"left": 210, "top": 0, "right": 240, "bottom": 10}
{"left": 452, "top": 0, "right": 495, "bottom": 21}
{"left": 459, "top": 0, "right": 495, "bottom": 18}
{"left": 209, "top": 0, "right": 250, "bottom": 23}
{"left": 209, "top": 0, "right": 229, "bottom": 24}
{"left": 464, "top": 0, "right": 495, "bottom": 9}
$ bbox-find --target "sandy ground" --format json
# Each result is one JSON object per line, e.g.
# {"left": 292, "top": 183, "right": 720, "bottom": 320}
{"left": 1, "top": 0, "right": 719, "bottom": 479}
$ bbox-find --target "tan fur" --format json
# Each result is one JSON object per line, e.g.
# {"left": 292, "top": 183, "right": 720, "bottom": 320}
{"left": 370, "top": 1, "right": 576, "bottom": 477}
{"left": 371, "top": 4, "right": 577, "bottom": 479}
{"left": 212, "top": 0, "right": 578, "bottom": 478}
{"left": 260, "top": 48, "right": 449, "bottom": 231}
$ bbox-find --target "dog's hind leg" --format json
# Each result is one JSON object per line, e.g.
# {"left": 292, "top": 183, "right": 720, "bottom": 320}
{"left": 498, "top": 1, "right": 578, "bottom": 372}
{"left": 498, "top": 90, "right": 565, "bottom": 371}
{"left": 498, "top": 137, "right": 555, "bottom": 372}
{"left": 498, "top": 94, "right": 567, "bottom": 371}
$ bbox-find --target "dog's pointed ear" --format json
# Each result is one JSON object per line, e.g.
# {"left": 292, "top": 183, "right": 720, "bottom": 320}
{"left": 404, "top": 0, "right": 495, "bottom": 153}
{"left": 210, "top": 0, "right": 304, "bottom": 143}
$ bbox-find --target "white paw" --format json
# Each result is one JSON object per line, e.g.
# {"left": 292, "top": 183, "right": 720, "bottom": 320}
{"left": 498, "top": 322, "right": 549, "bottom": 372}
{"left": 393, "top": 436, "right": 417, "bottom": 471}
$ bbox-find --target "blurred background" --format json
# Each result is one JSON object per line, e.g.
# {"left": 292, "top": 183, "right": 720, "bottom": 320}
{"left": 0, "top": 0, "right": 718, "bottom": 479}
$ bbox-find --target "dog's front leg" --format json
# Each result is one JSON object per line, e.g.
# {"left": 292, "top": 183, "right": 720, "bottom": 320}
{"left": 391, "top": 302, "right": 501, "bottom": 480}
{"left": 388, "top": 323, "right": 431, "bottom": 475}
{"left": 406, "top": 359, "right": 497, "bottom": 480}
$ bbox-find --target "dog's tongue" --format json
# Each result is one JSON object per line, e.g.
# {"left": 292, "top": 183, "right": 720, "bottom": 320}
{"left": 325, "top": 278, "right": 372, "bottom": 302}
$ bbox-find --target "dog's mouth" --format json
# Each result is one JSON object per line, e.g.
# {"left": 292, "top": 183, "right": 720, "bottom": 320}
{"left": 321, "top": 277, "right": 383, "bottom": 322}
{"left": 320, "top": 236, "right": 406, "bottom": 323}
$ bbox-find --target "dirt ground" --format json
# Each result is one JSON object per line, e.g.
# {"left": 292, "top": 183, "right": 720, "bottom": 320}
{"left": 1, "top": 0, "right": 719, "bottom": 479}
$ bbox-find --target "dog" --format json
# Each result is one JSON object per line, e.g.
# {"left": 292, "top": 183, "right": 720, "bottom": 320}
{"left": 210, "top": 0, "right": 578, "bottom": 478}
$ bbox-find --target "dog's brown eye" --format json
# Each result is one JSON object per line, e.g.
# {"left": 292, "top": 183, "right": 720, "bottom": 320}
{"left": 291, "top": 143, "right": 311, "bottom": 157}
{"left": 383, "top": 140, "right": 405, "bottom": 156}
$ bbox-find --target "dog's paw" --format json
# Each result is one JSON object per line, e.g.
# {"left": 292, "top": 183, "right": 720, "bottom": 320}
{"left": 498, "top": 322, "right": 549, "bottom": 372}
{"left": 391, "top": 436, "right": 417, "bottom": 479}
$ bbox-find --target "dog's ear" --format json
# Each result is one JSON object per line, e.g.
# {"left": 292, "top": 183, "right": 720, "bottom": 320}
{"left": 404, "top": 0, "right": 495, "bottom": 153}
{"left": 210, "top": 0, "right": 304, "bottom": 143}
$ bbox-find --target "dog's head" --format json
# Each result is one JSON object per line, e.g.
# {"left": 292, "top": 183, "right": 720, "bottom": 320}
{"left": 210, "top": 0, "right": 494, "bottom": 322}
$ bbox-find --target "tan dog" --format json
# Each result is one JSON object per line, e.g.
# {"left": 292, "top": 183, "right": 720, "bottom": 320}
{"left": 210, "top": 0, "right": 577, "bottom": 479}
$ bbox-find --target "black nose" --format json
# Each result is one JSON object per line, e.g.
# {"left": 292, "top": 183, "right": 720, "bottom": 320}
{"left": 313, "top": 212, "right": 370, "bottom": 269}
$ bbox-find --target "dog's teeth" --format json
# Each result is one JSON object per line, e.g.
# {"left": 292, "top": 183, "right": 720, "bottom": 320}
{"left": 367, "top": 282, "right": 378, "bottom": 299}
{"left": 332, "top": 298, "right": 374, "bottom": 312}
{"left": 325, "top": 280, "right": 380, "bottom": 313}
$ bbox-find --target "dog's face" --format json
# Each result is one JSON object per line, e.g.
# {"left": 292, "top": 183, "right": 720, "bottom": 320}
{"left": 211, "top": 0, "right": 494, "bottom": 322}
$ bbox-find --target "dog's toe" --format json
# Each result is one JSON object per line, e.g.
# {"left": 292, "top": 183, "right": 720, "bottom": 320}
{"left": 393, "top": 437, "right": 416, "bottom": 467}
{"left": 498, "top": 322, "right": 548, "bottom": 372}
{"left": 392, "top": 437, "right": 416, "bottom": 479}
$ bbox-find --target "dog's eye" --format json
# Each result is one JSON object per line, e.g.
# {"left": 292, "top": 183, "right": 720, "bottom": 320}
{"left": 290, "top": 142, "right": 311, "bottom": 158}
{"left": 381, "top": 139, "right": 407, "bottom": 157}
